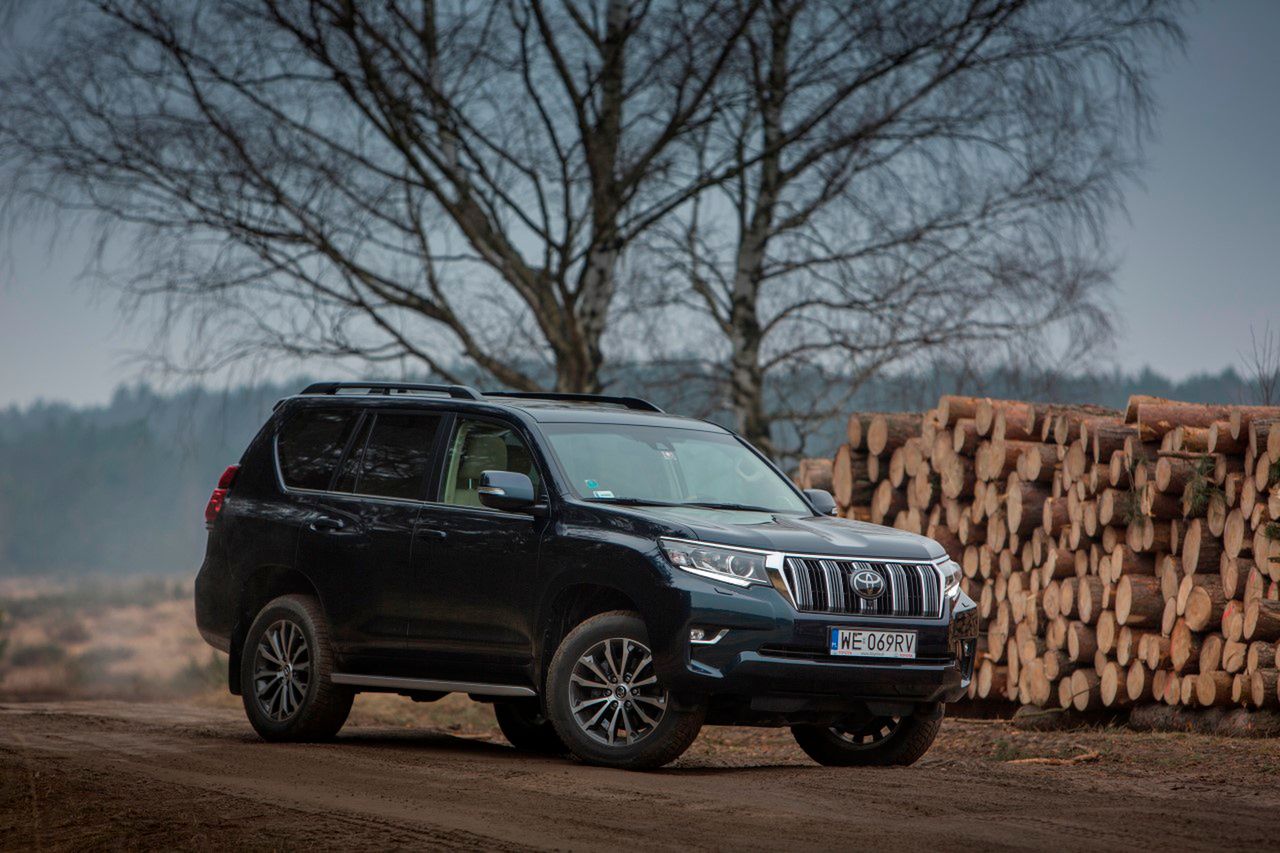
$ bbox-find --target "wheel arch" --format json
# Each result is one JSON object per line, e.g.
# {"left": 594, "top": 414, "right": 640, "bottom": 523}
{"left": 536, "top": 582, "right": 642, "bottom": 693}
{"left": 228, "top": 565, "right": 324, "bottom": 695}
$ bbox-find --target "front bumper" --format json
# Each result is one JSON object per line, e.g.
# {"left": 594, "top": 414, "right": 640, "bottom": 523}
{"left": 654, "top": 575, "right": 978, "bottom": 708}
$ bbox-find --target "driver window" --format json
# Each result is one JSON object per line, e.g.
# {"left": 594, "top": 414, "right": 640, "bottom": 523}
{"left": 441, "top": 419, "right": 541, "bottom": 507}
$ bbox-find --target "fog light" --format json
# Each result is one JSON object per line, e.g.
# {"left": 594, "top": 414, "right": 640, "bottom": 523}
{"left": 690, "top": 627, "right": 728, "bottom": 645}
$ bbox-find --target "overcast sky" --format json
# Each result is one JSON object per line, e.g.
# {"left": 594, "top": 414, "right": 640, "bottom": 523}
{"left": 2, "top": 1, "right": 1278, "bottom": 409}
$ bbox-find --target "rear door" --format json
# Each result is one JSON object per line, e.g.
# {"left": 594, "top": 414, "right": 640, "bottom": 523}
{"left": 290, "top": 407, "right": 444, "bottom": 667}
{"left": 403, "top": 414, "right": 548, "bottom": 684}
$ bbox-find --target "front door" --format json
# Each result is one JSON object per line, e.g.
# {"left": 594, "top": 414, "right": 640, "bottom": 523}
{"left": 405, "top": 416, "right": 547, "bottom": 684}
{"left": 294, "top": 409, "right": 443, "bottom": 669}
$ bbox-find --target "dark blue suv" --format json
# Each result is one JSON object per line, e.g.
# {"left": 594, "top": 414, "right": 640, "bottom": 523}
{"left": 195, "top": 382, "right": 977, "bottom": 769}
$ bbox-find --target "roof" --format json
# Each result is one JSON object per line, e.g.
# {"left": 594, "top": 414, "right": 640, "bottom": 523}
{"left": 287, "top": 382, "right": 726, "bottom": 432}
{"left": 502, "top": 400, "right": 724, "bottom": 431}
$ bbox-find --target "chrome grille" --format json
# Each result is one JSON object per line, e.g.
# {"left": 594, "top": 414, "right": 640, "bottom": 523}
{"left": 780, "top": 557, "right": 943, "bottom": 618}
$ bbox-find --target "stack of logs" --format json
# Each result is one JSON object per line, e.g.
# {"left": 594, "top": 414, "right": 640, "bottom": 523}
{"left": 797, "top": 396, "right": 1280, "bottom": 717}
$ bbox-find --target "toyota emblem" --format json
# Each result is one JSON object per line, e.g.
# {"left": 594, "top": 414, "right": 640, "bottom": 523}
{"left": 851, "top": 569, "right": 885, "bottom": 600}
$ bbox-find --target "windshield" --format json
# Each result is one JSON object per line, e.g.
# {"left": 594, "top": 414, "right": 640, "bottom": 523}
{"left": 539, "top": 422, "right": 811, "bottom": 514}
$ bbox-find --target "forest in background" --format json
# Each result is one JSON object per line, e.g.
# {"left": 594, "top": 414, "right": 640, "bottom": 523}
{"left": 0, "top": 364, "right": 1266, "bottom": 577}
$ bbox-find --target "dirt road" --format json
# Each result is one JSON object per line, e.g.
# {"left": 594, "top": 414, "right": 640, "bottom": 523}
{"left": 3, "top": 700, "right": 1280, "bottom": 851}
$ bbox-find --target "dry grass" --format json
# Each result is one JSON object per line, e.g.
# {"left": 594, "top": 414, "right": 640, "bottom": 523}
{"left": 0, "top": 575, "right": 540, "bottom": 735}
{"left": 0, "top": 575, "right": 223, "bottom": 701}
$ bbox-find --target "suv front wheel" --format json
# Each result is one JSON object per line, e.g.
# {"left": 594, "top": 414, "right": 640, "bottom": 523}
{"left": 240, "top": 594, "right": 354, "bottom": 742}
{"left": 545, "top": 611, "right": 704, "bottom": 770}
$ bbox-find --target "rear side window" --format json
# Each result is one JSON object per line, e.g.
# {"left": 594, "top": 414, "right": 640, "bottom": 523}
{"left": 350, "top": 413, "right": 440, "bottom": 500}
{"left": 332, "top": 415, "right": 373, "bottom": 494}
{"left": 276, "top": 409, "right": 358, "bottom": 491}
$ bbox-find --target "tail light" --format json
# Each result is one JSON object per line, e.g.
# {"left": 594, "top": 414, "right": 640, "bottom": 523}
{"left": 205, "top": 464, "right": 240, "bottom": 526}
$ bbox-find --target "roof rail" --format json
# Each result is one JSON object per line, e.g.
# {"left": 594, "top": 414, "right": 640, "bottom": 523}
{"left": 300, "top": 381, "right": 483, "bottom": 400}
{"left": 482, "top": 390, "right": 664, "bottom": 413}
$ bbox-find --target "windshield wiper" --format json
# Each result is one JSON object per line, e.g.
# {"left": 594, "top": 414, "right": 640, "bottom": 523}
{"left": 675, "top": 501, "right": 780, "bottom": 513}
{"left": 584, "top": 497, "right": 783, "bottom": 513}
{"left": 583, "top": 497, "right": 686, "bottom": 507}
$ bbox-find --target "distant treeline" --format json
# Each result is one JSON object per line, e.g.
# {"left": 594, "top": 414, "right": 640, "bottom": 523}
{"left": 0, "top": 365, "right": 1261, "bottom": 576}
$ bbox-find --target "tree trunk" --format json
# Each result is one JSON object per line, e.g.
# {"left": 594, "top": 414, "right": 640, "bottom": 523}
{"left": 1067, "top": 622, "right": 1097, "bottom": 662}
{"left": 1099, "top": 661, "right": 1130, "bottom": 707}
{"left": 1170, "top": 620, "right": 1203, "bottom": 673}
{"left": 866, "top": 414, "right": 925, "bottom": 457}
{"left": 1115, "top": 575, "right": 1162, "bottom": 627}
{"left": 1251, "top": 669, "right": 1279, "bottom": 708}
{"left": 728, "top": 309, "right": 772, "bottom": 455}
{"left": 1068, "top": 668, "right": 1103, "bottom": 711}
{"left": 1245, "top": 599, "right": 1280, "bottom": 641}
{"left": 562, "top": 246, "right": 616, "bottom": 394}
{"left": 1182, "top": 579, "right": 1227, "bottom": 632}
{"left": 1195, "top": 671, "right": 1236, "bottom": 708}
{"left": 846, "top": 414, "right": 868, "bottom": 449}
{"left": 831, "top": 446, "right": 870, "bottom": 508}
{"left": 796, "top": 458, "right": 834, "bottom": 492}
{"left": 723, "top": 4, "right": 796, "bottom": 459}
{"left": 1128, "top": 398, "right": 1236, "bottom": 441}
{"left": 1126, "top": 662, "right": 1155, "bottom": 703}
{"left": 938, "top": 395, "right": 986, "bottom": 427}
{"left": 1181, "top": 519, "right": 1223, "bottom": 575}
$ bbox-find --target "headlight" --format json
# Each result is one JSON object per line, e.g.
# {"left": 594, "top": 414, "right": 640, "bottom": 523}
{"left": 937, "top": 559, "right": 962, "bottom": 600}
{"left": 660, "top": 538, "right": 773, "bottom": 587}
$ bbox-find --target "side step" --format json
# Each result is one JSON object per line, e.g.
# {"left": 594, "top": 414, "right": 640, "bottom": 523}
{"left": 330, "top": 673, "right": 536, "bottom": 698}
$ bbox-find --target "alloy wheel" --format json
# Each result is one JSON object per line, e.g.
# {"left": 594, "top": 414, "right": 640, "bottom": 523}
{"left": 253, "top": 619, "right": 311, "bottom": 721}
{"left": 568, "top": 637, "right": 667, "bottom": 746}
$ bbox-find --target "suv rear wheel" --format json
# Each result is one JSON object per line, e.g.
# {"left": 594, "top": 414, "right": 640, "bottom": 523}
{"left": 240, "top": 594, "right": 353, "bottom": 741}
{"left": 791, "top": 708, "right": 943, "bottom": 766}
{"left": 546, "top": 611, "right": 704, "bottom": 770}
{"left": 493, "top": 699, "right": 567, "bottom": 754}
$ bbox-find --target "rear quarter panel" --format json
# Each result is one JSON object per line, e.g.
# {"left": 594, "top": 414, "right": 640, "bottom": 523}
{"left": 194, "top": 408, "right": 310, "bottom": 651}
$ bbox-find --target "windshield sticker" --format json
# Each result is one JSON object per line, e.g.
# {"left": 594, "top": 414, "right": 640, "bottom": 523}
{"left": 585, "top": 479, "right": 600, "bottom": 489}
{"left": 592, "top": 489, "right": 615, "bottom": 498}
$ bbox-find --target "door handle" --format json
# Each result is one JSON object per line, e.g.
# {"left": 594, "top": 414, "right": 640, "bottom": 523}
{"left": 415, "top": 527, "right": 448, "bottom": 540}
{"left": 309, "top": 516, "right": 346, "bottom": 532}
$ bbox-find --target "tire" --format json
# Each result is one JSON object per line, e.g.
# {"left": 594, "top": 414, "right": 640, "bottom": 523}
{"left": 791, "top": 708, "right": 944, "bottom": 767}
{"left": 545, "top": 610, "right": 704, "bottom": 770}
{"left": 494, "top": 700, "right": 568, "bottom": 754}
{"left": 240, "top": 594, "right": 354, "bottom": 742}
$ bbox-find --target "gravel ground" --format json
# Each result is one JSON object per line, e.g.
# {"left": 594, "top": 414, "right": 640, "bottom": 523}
{"left": 4, "top": 698, "right": 1280, "bottom": 851}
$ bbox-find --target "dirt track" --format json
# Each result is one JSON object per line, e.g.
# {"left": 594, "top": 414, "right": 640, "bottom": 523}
{"left": 3, "top": 701, "right": 1280, "bottom": 851}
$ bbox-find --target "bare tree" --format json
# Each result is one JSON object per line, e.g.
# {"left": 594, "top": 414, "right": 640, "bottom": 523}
{"left": 643, "top": 0, "right": 1183, "bottom": 456}
{"left": 2, "top": 0, "right": 1185, "bottom": 462}
{"left": 0, "top": 0, "right": 760, "bottom": 391}
{"left": 1241, "top": 323, "right": 1280, "bottom": 405}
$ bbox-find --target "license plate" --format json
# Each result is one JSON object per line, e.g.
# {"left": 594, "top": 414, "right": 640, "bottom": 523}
{"left": 830, "top": 627, "right": 917, "bottom": 659}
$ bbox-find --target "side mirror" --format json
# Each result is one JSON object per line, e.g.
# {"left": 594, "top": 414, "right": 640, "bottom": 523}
{"left": 804, "top": 488, "right": 839, "bottom": 517}
{"left": 478, "top": 470, "right": 537, "bottom": 512}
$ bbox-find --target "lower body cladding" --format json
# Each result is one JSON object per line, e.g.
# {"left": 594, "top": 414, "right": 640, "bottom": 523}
{"left": 655, "top": 581, "right": 979, "bottom": 727}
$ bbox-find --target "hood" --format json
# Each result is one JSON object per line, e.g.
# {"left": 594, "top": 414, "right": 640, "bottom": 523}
{"left": 613, "top": 505, "right": 946, "bottom": 562}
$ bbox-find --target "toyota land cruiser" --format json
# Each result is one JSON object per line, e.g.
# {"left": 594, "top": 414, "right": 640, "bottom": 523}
{"left": 195, "top": 382, "right": 977, "bottom": 770}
